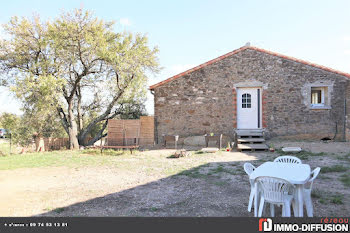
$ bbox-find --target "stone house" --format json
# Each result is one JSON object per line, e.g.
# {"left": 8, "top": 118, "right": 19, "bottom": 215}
{"left": 149, "top": 44, "right": 350, "bottom": 143}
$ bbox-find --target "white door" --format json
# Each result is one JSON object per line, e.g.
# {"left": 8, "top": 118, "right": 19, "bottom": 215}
{"left": 237, "top": 88, "right": 261, "bottom": 129}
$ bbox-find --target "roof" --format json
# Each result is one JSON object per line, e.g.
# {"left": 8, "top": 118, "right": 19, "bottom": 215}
{"left": 149, "top": 45, "right": 350, "bottom": 90}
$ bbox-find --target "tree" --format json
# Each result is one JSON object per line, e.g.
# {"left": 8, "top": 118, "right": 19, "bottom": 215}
{"left": 0, "top": 111, "right": 66, "bottom": 146}
{"left": 119, "top": 100, "right": 147, "bottom": 119}
{"left": 0, "top": 9, "right": 159, "bottom": 149}
{"left": 0, "top": 112, "right": 20, "bottom": 132}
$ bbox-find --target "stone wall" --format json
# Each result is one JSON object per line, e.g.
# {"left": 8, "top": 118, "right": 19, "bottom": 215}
{"left": 153, "top": 48, "right": 349, "bottom": 143}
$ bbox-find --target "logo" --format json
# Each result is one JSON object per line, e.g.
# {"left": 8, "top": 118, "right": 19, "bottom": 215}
{"left": 258, "top": 218, "right": 349, "bottom": 232}
{"left": 259, "top": 218, "right": 272, "bottom": 232}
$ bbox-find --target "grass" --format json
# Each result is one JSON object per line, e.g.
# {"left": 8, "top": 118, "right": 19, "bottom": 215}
{"left": 330, "top": 195, "right": 344, "bottom": 204}
{"left": 209, "top": 164, "right": 245, "bottom": 176}
{"left": 150, "top": 207, "right": 159, "bottom": 212}
{"left": 43, "top": 207, "right": 65, "bottom": 213}
{"left": 311, "top": 184, "right": 347, "bottom": 205}
{"left": 321, "top": 165, "right": 348, "bottom": 173}
{"left": 0, "top": 150, "right": 123, "bottom": 170}
{"left": 1, "top": 146, "right": 230, "bottom": 179}
{"left": 319, "top": 198, "right": 327, "bottom": 204}
{"left": 318, "top": 175, "right": 332, "bottom": 180}
{"left": 316, "top": 191, "right": 345, "bottom": 205}
{"left": 336, "top": 153, "right": 350, "bottom": 162}
{"left": 257, "top": 158, "right": 269, "bottom": 163}
{"left": 176, "top": 164, "right": 245, "bottom": 186}
{"left": 311, "top": 189, "right": 322, "bottom": 198}
{"left": 177, "top": 162, "right": 246, "bottom": 180}
{"left": 0, "top": 140, "right": 12, "bottom": 155}
{"left": 2, "top": 137, "right": 349, "bottom": 217}
{"left": 1, "top": 139, "right": 349, "bottom": 216}
{"left": 212, "top": 166, "right": 224, "bottom": 173}
{"left": 339, "top": 173, "right": 350, "bottom": 187}
{"left": 213, "top": 181, "right": 227, "bottom": 186}
{"left": 275, "top": 149, "right": 325, "bottom": 160}
{"left": 0, "top": 139, "right": 148, "bottom": 170}
{"left": 82, "top": 148, "right": 135, "bottom": 156}
{"left": 194, "top": 150, "right": 204, "bottom": 154}
{"left": 183, "top": 172, "right": 208, "bottom": 179}
{"left": 53, "top": 207, "right": 65, "bottom": 213}
{"left": 178, "top": 166, "right": 209, "bottom": 179}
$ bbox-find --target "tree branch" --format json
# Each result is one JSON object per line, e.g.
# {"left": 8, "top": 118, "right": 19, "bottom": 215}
{"left": 56, "top": 107, "right": 69, "bottom": 134}
{"left": 84, "top": 120, "right": 109, "bottom": 146}
{"left": 78, "top": 74, "right": 135, "bottom": 143}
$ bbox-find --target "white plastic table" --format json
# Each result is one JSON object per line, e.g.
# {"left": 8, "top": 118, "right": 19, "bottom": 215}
{"left": 250, "top": 162, "right": 311, "bottom": 217}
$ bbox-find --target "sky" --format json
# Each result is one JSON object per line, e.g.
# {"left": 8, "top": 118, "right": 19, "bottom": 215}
{"left": 1, "top": 0, "right": 350, "bottom": 115}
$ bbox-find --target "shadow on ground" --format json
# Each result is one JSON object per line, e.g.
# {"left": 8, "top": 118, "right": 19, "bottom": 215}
{"left": 37, "top": 161, "right": 256, "bottom": 217}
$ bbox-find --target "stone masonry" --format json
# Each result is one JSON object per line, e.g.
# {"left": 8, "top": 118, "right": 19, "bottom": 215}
{"left": 151, "top": 46, "right": 350, "bottom": 143}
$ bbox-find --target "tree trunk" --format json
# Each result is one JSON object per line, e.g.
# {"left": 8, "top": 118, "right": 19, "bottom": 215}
{"left": 67, "top": 102, "right": 80, "bottom": 150}
{"left": 68, "top": 125, "right": 79, "bottom": 149}
{"left": 77, "top": 85, "right": 83, "bottom": 132}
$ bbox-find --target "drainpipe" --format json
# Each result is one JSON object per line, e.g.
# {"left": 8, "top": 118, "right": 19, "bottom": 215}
{"left": 150, "top": 89, "right": 158, "bottom": 144}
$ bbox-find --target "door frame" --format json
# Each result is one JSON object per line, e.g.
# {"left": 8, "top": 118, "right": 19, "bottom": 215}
{"left": 236, "top": 87, "right": 262, "bottom": 129}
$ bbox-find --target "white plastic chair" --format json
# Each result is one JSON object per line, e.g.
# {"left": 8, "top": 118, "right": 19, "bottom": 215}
{"left": 243, "top": 163, "right": 257, "bottom": 212}
{"left": 302, "top": 167, "right": 321, "bottom": 217}
{"left": 256, "top": 176, "right": 296, "bottom": 217}
{"left": 274, "top": 155, "right": 302, "bottom": 164}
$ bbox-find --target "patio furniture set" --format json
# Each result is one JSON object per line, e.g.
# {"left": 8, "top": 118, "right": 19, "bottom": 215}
{"left": 244, "top": 155, "right": 321, "bottom": 217}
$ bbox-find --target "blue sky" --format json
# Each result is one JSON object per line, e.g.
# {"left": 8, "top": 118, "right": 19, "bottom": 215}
{"left": 1, "top": 0, "right": 350, "bottom": 115}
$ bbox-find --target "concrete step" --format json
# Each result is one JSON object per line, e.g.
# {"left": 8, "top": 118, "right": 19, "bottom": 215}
{"left": 237, "top": 135, "right": 264, "bottom": 139}
{"left": 237, "top": 138, "right": 265, "bottom": 143}
{"left": 236, "top": 129, "right": 264, "bottom": 137}
{"left": 237, "top": 144, "right": 269, "bottom": 152}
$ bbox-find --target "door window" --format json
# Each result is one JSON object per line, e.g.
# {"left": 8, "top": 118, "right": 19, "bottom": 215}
{"left": 242, "top": 93, "right": 251, "bottom": 108}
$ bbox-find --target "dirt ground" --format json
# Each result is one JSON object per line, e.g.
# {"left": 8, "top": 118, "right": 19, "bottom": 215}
{"left": 0, "top": 140, "right": 349, "bottom": 217}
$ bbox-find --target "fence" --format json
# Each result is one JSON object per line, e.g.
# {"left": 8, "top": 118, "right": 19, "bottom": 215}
{"left": 45, "top": 137, "right": 70, "bottom": 150}
{"left": 30, "top": 116, "right": 154, "bottom": 151}
{"left": 35, "top": 137, "right": 96, "bottom": 151}
{"left": 107, "top": 116, "right": 154, "bottom": 146}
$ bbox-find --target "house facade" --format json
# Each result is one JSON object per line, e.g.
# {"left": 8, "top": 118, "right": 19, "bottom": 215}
{"left": 150, "top": 45, "right": 350, "bottom": 142}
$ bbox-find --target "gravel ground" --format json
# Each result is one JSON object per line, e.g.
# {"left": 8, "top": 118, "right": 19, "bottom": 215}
{"left": 0, "top": 141, "right": 349, "bottom": 217}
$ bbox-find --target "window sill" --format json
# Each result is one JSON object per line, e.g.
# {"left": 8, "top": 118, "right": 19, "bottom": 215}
{"left": 309, "top": 105, "right": 331, "bottom": 110}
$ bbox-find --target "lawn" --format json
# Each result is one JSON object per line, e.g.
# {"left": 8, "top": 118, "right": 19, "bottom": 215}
{"left": 0, "top": 139, "right": 12, "bottom": 155}
{"left": 0, "top": 148, "right": 123, "bottom": 170}
{"left": 0, "top": 139, "right": 349, "bottom": 217}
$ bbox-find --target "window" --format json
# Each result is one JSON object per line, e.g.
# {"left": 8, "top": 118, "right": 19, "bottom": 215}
{"left": 311, "top": 89, "right": 322, "bottom": 104}
{"left": 310, "top": 87, "right": 326, "bottom": 107}
{"left": 242, "top": 93, "right": 251, "bottom": 108}
{"left": 302, "top": 83, "right": 331, "bottom": 110}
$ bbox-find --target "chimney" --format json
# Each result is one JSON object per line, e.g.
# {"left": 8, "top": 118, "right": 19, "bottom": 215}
{"left": 245, "top": 42, "right": 251, "bottom": 47}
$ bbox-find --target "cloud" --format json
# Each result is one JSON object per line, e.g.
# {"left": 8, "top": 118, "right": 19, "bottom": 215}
{"left": 119, "top": 18, "right": 131, "bottom": 26}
